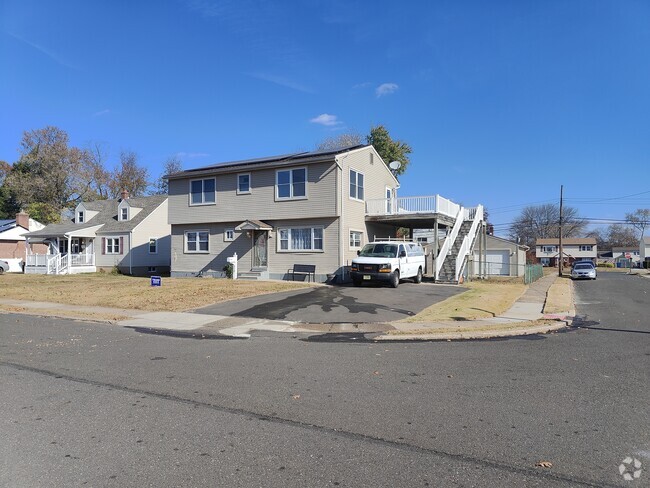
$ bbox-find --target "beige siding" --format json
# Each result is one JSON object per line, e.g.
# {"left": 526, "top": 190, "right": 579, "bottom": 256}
{"left": 168, "top": 162, "right": 338, "bottom": 225}
{"left": 130, "top": 200, "right": 172, "bottom": 269}
{"left": 337, "top": 147, "right": 399, "bottom": 267}
{"left": 95, "top": 233, "right": 130, "bottom": 268}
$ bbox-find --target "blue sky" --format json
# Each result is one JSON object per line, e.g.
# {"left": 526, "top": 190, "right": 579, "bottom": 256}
{"left": 1, "top": 0, "right": 649, "bottom": 236}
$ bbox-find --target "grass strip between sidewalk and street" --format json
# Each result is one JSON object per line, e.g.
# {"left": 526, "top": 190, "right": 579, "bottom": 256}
{"left": 400, "top": 280, "right": 527, "bottom": 323}
{"left": 543, "top": 275, "right": 574, "bottom": 314}
{"left": 0, "top": 274, "right": 312, "bottom": 312}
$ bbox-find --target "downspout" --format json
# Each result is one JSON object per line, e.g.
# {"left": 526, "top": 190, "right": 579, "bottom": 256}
{"left": 335, "top": 158, "right": 344, "bottom": 281}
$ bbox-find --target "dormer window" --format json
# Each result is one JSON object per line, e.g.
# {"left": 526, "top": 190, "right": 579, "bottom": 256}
{"left": 120, "top": 207, "right": 129, "bottom": 221}
{"left": 77, "top": 211, "right": 84, "bottom": 223}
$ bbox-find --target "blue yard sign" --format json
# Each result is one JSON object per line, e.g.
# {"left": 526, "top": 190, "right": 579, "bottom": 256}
{"left": 151, "top": 276, "right": 162, "bottom": 287}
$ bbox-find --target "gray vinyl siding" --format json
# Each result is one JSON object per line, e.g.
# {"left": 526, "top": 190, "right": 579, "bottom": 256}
{"left": 95, "top": 233, "right": 130, "bottom": 268}
{"left": 171, "top": 218, "right": 339, "bottom": 281}
{"left": 338, "top": 147, "right": 399, "bottom": 268}
{"left": 168, "top": 161, "right": 338, "bottom": 225}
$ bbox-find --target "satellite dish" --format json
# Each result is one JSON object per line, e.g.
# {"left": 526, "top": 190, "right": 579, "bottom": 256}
{"left": 388, "top": 161, "right": 401, "bottom": 171}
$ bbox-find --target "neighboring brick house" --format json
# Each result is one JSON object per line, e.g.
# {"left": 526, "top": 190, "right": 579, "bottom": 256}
{"left": 0, "top": 212, "right": 47, "bottom": 272}
{"left": 24, "top": 193, "right": 171, "bottom": 276}
{"left": 535, "top": 238, "right": 597, "bottom": 266}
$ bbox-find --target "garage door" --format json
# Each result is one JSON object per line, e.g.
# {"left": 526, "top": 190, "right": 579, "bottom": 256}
{"left": 474, "top": 250, "right": 510, "bottom": 276}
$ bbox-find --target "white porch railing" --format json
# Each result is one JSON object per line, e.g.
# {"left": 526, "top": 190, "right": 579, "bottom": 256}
{"left": 366, "top": 194, "right": 461, "bottom": 219}
{"left": 455, "top": 205, "right": 484, "bottom": 282}
{"left": 26, "top": 253, "right": 95, "bottom": 274}
{"left": 70, "top": 253, "right": 95, "bottom": 266}
{"left": 25, "top": 254, "right": 48, "bottom": 267}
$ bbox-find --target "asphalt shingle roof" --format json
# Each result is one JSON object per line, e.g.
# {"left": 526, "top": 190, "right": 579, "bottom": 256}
{"left": 25, "top": 195, "right": 167, "bottom": 238}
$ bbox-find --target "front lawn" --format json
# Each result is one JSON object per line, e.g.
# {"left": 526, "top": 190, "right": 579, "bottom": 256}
{"left": 0, "top": 273, "right": 312, "bottom": 312}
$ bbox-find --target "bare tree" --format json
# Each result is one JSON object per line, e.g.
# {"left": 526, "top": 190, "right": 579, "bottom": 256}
{"left": 509, "top": 204, "right": 586, "bottom": 249}
{"left": 625, "top": 208, "right": 650, "bottom": 239}
{"left": 152, "top": 156, "right": 183, "bottom": 195}
{"left": 316, "top": 132, "right": 363, "bottom": 151}
{"left": 586, "top": 224, "right": 638, "bottom": 249}
{"left": 108, "top": 150, "right": 150, "bottom": 198}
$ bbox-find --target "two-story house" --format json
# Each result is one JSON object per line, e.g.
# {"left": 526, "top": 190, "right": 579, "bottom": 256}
{"left": 168, "top": 145, "right": 487, "bottom": 283}
{"left": 535, "top": 238, "right": 597, "bottom": 266}
{"left": 167, "top": 145, "right": 402, "bottom": 282}
{"left": 24, "top": 192, "right": 171, "bottom": 275}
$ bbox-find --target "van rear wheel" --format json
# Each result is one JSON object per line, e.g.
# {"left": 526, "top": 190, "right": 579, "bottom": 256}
{"left": 414, "top": 267, "right": 422, "bottom": 283}
{"left": 390, "top": 270, "right": 399, "bottom": 288}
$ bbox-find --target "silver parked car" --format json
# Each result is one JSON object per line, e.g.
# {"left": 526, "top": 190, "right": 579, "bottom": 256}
{"left": 571, "top": 262, "right": 597, "bottom": 280}
{"left": 0, "top": 260, "right": 9, "bottom": 274}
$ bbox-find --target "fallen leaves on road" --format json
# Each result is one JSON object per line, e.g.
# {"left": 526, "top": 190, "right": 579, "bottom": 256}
{"left": 535, "top": 461, "right": 553, "bottom": 468}
{"left": 291, "top": 394, "right": 300, "bottom": 400}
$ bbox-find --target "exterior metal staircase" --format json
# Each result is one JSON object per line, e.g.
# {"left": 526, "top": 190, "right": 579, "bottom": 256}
{"left": 435, "top": 205, "right": 484, "bottom": 284}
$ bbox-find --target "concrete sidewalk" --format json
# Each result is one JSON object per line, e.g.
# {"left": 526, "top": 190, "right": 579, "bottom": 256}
{"left": 0, "top": 273, "right": 572, "bottom": 341}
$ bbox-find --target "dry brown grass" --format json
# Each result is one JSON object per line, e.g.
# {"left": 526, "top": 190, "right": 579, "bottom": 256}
{"left": 0, "top": 274, "right": 311, "bottom": 312}
{"left": 400, "top": 280, "right": 526, "bottom": 323}
{"left": 543, "top": 276, "right": 573, "bottom": 314}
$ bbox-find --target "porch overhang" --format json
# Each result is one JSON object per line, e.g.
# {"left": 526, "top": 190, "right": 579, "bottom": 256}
{"left": 365, "top": 213, "right": 456, "bottom": 228}
{"left": 63, "top": 225, "right": 102, "bottom": 238}
{"left": 235, "top": 220, "right": 273, "bottom": 231}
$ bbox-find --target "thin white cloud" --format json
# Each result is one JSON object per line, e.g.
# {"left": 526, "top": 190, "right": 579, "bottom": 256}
{"left": 376, "top": 83, "right": 399, "bottom": 97}
{"left": 248, "top": 72, "right": 314, "bottom": 94}
{"left": 310, "top": 114, "right": 342, "bottom": 127}
{"left": 7, "top": 32, "right": 79, "bottom": 70}
{"left": 175, "top": 152, "right": 210, "bottom": 159}
{"left": 92, "top": 109, "right": 111, "bottom": 117}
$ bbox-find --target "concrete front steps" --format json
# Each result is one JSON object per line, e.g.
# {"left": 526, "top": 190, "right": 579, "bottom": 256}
{"left": 238, "top": 267, "right": 269, "bottom": 280}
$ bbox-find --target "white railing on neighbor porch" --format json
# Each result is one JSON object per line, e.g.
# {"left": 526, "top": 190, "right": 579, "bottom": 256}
{"left": 70, "top": 253, "right": 95, "bottom": 267}
{"left": 25, "top": 254, "right": 49, "bottom": 268}
{"left": 26, "top": 253, "right": 95, "bottom": 274}
{"left": 366, "top": 194, "right": 461, "bottom": 219}
{"left": 455, "top": 205, "right": 484, "bottom": 282}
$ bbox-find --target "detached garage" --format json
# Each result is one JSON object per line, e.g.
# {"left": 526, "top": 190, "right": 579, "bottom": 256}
{"left": 472, "top": 235, "right": 528, "bottom": 277}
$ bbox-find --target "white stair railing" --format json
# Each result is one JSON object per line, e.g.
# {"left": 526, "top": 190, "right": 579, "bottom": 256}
{"left": 454, "top": 205, "right": 484, "bottom": 282}
{"left": 46, "top": 254, "right": 60, "bottom": 275}
{"left": 59, "top": 254, "right": 69, "bottom": 274}
{"left": 434, "top": 207, "right": 465, "bottom": 280}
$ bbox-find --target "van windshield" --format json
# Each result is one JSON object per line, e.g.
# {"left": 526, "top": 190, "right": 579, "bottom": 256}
{"left": 358, "top": 243, "right": 398, "bottom": 258}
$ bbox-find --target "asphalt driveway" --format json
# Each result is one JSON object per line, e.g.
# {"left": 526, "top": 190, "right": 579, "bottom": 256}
{"left": 192, "top": 281, "right": 463, "bottom": 324}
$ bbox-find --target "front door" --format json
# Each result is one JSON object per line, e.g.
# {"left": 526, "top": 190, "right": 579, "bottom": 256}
{"left": 253, "top": 231, "right": 268, "bottom": 268}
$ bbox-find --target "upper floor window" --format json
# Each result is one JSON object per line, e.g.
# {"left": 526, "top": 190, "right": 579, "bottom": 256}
{"left": 185, "top": 230, "right": 209, "bottom": 253}
{"left": 542, "top": 246, "right": 557, "bottom": 253}
{"left": 237, "top": 174, "right": 251, "bottom": 194}
{"left": 580, "top": 245, "right": 593, "bottom": 252}
{"left": 77, "top": 211, "right": 84, "bottom": 223}
{"left": 349, "top": 169, "right": 364, "bottom": 201}
{"left": 120, "top": 207, "right": 129, "bottom": 221}
{"left": 190, "top": 178, "right": 216, "bottom": 205}
{"left": 276, "top": 168, "right": 306, "bottom": 200}
{"left": 149, "top": 238, "right": 157, "bottom": 254}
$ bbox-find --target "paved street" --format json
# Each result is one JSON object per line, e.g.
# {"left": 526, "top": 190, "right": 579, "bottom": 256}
{"left": 1, "top": 272, "right": 648, "bottom": 487}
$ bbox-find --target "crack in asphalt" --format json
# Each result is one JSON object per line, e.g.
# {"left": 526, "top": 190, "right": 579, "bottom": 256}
{"left": 1, "top": 360, "right": 614, "bottom": 488}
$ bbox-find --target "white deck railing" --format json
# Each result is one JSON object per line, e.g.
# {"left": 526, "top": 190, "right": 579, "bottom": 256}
{"left": 25, "top": 254, "right": 48, "bottom": 267}
{"left": 26, "top": 253, "right": 95, "bottom": 274}
{"left": 70, "top": 253, "right": 95, "bottom": 266}
{"left": 366, "top": 194, "right": 461, "bottom": 219}
{"left": 455, "top": 205, "right": 484, "bottom": 282}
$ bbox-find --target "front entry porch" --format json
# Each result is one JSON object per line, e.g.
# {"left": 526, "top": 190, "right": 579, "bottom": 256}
{"left": 235, "top": 220, "right": 271, "bottom": 280}
{"left": 25, "top": 236, "right": 96, "bottom": 275}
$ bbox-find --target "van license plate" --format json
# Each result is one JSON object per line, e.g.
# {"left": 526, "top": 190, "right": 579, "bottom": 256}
{"left": 363, "top": 275, "right": 371, "bottom": 280}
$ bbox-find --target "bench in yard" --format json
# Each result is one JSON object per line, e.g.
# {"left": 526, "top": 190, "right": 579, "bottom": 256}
{"left": 291, "top": 264, "right": 316, "bottom": 282}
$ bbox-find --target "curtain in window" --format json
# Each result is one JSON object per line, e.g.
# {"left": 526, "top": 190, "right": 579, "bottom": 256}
{"left": 291, "top": 228, "right": 312, "bottom": 250}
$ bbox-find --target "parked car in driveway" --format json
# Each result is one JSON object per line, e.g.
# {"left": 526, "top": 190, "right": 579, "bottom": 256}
{"left": 0, "top": 260, "right": 9, "bottom": 274}
{"left": 571, "top": 261, "right": 597, "bottom": 280}
{"left": 350, "top": 241, "right": 425, "bottom": 288}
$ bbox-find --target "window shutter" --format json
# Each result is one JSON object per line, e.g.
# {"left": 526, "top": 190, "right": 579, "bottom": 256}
{"left": 101, "top": 238, "right": 105, "bottom": 255}
{"left": 119, "top": 236, "right": 124, "bottom": 255}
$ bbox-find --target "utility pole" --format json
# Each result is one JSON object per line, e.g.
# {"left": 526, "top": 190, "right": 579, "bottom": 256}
{"left": 558, "top": 185, "right": 564, "bottom": 277}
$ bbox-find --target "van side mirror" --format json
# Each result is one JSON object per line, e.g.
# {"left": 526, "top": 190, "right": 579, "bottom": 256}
{"left": 357, "top": 250, "right": 361, "bottom": 256}
{"left": 399, "top": 250, "right": 406, "bottom": 258}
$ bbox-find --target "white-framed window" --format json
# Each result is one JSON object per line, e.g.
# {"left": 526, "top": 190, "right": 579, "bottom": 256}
{"left": 276, "top": 168, "right": 307, "bottom": 200}
{"left": 149, "top": 238, "right": 157, "bottom": 254}
{"left": 224, "top": 228, "right": 235, "bottom": 241}
{"left": 349, "top": 169, "right": 365, "bottom": 201}
{"left": 77, "top": 211, "right": 84, "bottom": 223}
{"left": 579, "top": 245, "right": 593, "bottom": 251}
{"left": 71, "top": 238, "right": 80, "bottom": 254}
{"left": 237, "top": 173, "right": 251, "bottom": 194}
{"left": 542, "top": 246, "right": 556, "bottom": 253}
{"left": 277, "top": 227, "right": 323, "bottom": 252}
{"left": 120, "top": 207, "right": 129, "bottom": 221}
{"left": 190, "top": 178, "right": 216, "bottom": 205}
{"left": 349, "top": 230, "right": 362, "bottom": 249}
{"left": 105, "top": 237, "right": 120, "bottom": 254}
{"left": 185, "top": 230, "right": 209, "bottom": 253}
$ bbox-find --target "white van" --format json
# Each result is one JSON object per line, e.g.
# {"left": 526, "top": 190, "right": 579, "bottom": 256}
{"left": 350, "top": 241, "right": 426, "bottom": 288}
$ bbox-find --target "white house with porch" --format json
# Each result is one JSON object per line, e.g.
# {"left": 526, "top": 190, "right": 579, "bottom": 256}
{"left": 24, "top": 193, "right": 170, "bottom": 276}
